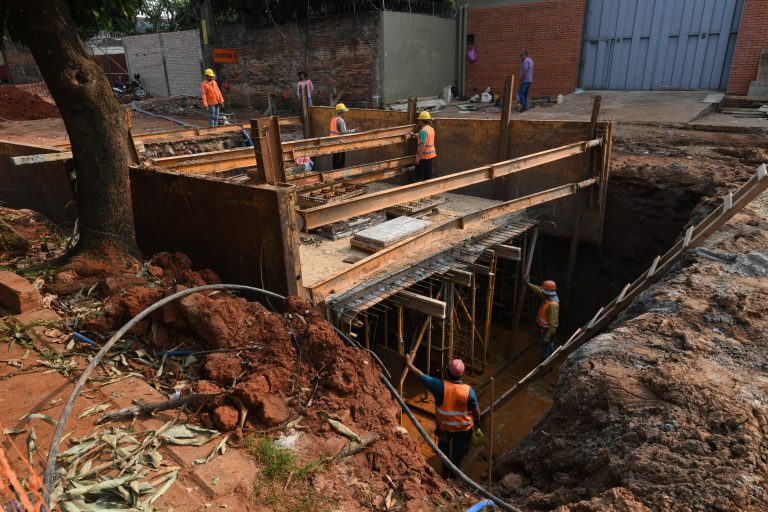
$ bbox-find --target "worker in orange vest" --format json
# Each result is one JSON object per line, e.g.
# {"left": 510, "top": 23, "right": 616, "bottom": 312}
{"left": 406, "top": 356, "right": 480, "bottom": 476}
{"left": 527, "top": 279, "right": 560, "bottom": 362}
{"left": 329, "top": 103, "right": 356, "bottom": 169}
{"left": 201, "top": 68, "right": 224, "bottom": 127}
{"left": 411, "top": 111, "right": 437, "bottom": 182}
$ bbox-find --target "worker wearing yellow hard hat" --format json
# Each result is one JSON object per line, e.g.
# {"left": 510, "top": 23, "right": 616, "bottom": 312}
{"left": 411, "top": 110, "right": 437, "bottom": 182}
{"left": 201, "top": 68, "right": 224, "bottom": 127}
{"left": 329, "top": 103, "right": 357, "bottom": 169}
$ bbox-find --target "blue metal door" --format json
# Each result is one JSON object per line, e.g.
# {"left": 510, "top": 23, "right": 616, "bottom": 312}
{"left": 579, "top": 0, "right": 744, "bottom": 90}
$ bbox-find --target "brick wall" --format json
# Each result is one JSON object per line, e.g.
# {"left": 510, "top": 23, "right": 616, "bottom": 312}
{"left": 2, "top": 41, "right": 43, "bottom": 84}
{"left": 727, "top": 0, "right": 768, "bottom": 95}
{"left": 465, "top": 0, "right": 586, "bottom": 98}
{"left": 124, "top": 30, "right": 202, "bottom": 97}
{"left": 216, "top": 13, "right": 381, "bottom": 110}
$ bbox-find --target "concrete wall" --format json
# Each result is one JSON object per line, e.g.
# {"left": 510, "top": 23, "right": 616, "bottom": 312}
{"left": 123, "top": 30, "right": 203, "bottom": 97}
{"left": 381, "top": 12, "right": 457, "bottom": 102}
{"left": 217, "top": 14, "right": 382, "bottom": 111}
{"left": 465, "top": 0, "right": 586, "bottom": 98}
{"left": 1, "top": 41, "right": 43, "bottom": 84}
{"left": 727, "top": 0, "right": 768, "bottom": 95}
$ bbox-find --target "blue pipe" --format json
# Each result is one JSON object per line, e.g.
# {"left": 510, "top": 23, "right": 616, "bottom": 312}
{"left": 73, "top": 332, "right": 98, "bottom": 347}
{"left": 466, "top": 499, "right": 496, "bottom": 512}
{"left": 241, "top": 128, "right": 254, "bottom": 147}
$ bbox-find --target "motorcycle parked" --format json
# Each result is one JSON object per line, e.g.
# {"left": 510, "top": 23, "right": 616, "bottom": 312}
{"left": 112, "top": 73, "right": 147, "bottom": 100}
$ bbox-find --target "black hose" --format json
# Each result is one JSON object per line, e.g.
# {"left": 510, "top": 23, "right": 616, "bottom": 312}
{"left": 332, "top": 325, "right": 392, "bottom": 379}
{"left": 379, "top": 375, "right": 520, "bottom": 512}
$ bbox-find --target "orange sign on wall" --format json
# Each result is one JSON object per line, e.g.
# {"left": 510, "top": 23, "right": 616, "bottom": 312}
{"left": 213, "top": 48, "right": 239, "bottom": 63}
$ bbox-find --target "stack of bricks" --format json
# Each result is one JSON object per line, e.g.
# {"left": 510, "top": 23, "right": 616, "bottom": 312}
{"left": 216, "top": 13, "right": 382, "bottom": 111}
{"left": 465, "top": 0, "right": 586, "bottom": 100}
{"left": 726, "top": 0, "right": 768, "bottom": 95}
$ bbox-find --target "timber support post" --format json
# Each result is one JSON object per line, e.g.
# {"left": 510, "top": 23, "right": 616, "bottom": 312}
{"left": 496, "top": 74, "right": 515, "bottom": 200}
{"left": 300, "top": 84, "right": 311, "bottom": 139}
{"left": 565, "top": 95, "right": 601, "bottom": 295}
{"left": 252, "top": 116, "right": 286, "bottom": 185}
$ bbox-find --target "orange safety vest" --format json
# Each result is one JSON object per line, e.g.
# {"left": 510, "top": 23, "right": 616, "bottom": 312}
{"left": 420, "top": 125, "right": 437, "bottom": 159}
{"left": 536, "top": 299, "right": 559, "bottom": 328}
{"left": 435, "top": 381, "right": 473, "bottom": 432}
{"left": 201, "top": 80, "right": 223, "bottom": 107}
{"left": 329, "top": 115, "right": 341, "bottom": 136}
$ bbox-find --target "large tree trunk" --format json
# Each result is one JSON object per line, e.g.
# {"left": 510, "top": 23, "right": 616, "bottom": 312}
{"left": 7, "top": 0, "right": 139, "bottom": 266}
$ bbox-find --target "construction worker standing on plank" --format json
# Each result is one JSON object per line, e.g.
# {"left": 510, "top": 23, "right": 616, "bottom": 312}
{"left": 329, "top": 103, "right": 357, "bottom": 169}
{"left": 527, "top": 279, "right": 559, "bottom": 362}
{"left": 201, "top": 68, "right": 224, "bottom": 127}
{"left": 411, "top": 111, "right": 437, "bottom": 182}
{"left": 406, "top": 356, "right": 480, "bottom": 476}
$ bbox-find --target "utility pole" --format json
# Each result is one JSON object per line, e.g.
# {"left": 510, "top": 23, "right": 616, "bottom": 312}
{"left": 199, "top": 0, "right": 216, "bottom": 70}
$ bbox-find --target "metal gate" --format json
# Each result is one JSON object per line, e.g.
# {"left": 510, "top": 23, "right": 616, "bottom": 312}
{"left": 579, "top": 0, "right": 744, "bottom": 90}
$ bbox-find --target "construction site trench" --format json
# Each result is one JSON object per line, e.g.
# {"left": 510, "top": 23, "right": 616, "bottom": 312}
{"left": 1, "top": 104, "right": 767, "bottom": 511}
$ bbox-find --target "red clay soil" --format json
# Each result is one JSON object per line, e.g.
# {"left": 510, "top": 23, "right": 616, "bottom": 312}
{"left": 491, "top": 127, "right": 768, "bottom": 511}
{"left": 74, "top": 252, "right": 452, "bottom": 510}
{"left": 0, "top": 86, "right": 60, "bottom": 120}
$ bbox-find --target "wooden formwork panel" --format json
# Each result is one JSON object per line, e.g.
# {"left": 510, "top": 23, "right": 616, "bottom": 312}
{"left": 131, "top": 168, "right": 303, "bottom": 297}
{"left": 0, "top": 140, "right": 77, "bottom": 223}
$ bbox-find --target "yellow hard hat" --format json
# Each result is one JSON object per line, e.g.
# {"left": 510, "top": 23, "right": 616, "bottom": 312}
{"left": 204, "top": 68, "right": 215, "bottom": 77}
{"left": 335, "top": 103, "right": 349, "bottom": 112}
{"left": 418, "top": 111, "right": 431, "bottom": 121}
{"left": 471, "top": 427, "right": 485, "bottom": 447}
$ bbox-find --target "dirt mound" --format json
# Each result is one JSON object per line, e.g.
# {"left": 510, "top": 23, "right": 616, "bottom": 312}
{"left": 492, "top": 191, "right": 768, "bottom": 510}
{"left": 191, "top": 296, "right": 447, "bottom": 509}
{"left": 0, "top": 85, "right": 60, "bottom": 120}
{"left": 84, "top": 276, "right": 449, "bottom": 508}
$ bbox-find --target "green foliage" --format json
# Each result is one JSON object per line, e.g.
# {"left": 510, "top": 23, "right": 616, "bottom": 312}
{"left": 139, "top": 0, "right": 198, "bottom": 33}
{"left": 247, "top": 436, "right": 297, "bottom": 481}
{"left": 1, "top": 0, "right": 144, "bottom": 43}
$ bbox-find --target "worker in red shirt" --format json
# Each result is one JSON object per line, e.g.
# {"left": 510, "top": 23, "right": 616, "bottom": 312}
{"left": 201, "top": 68, "right": 224, "bottom": 127}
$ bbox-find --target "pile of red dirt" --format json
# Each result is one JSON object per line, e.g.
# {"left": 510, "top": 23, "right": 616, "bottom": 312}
{"left": 77, "top": 252, "right": 451, "bottom": 510}
{"left": 491, "top": 128, "right": 768, "bottom": 511}
{"left": 0, "top": 85, "right": 60, "bottom": 120}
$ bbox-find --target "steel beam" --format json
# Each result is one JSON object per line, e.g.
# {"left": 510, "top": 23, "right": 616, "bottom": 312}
{"left": 308, "top": 178, "right": 598, "bottom": 302}
{"left": 299, "top": 138, "right": 602, "bottom": 229}
{"left": 292, "top": 156, "right": 415, "bottom": 189}
{"left": 281, "top": 124, "right": 416, "bottom": 160}
{"left": 149, "top": 124, "right": 417, "bottom": 173}
{"left": 12, "top": 142, "right": 145, "bottom": 167}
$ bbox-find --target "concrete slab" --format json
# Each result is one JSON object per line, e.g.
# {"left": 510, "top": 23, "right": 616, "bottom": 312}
{"left": 687, "top": 111, "right": 768, "bottom": 133}
{"left": 517, "top": 90, "right": 719, "bottom": 124}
